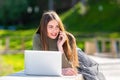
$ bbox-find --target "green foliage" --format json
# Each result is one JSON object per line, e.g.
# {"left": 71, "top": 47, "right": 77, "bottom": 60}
{"left": 109, "top": 33, "right": 120, "bottom": 38}
{"left": 60, "top": 1, "right": 120, "bottom": 33}
{"left": 0, "top": 0, "right": 28, "bottom": 25}
{"left": 0, "top": 29, "right": 35, "bottom": 50}
{"left": 0, "top": 29, "right": 35, "bottom": 37}
{"left": 76, "top": 41, "right": 85, "bottom": 50}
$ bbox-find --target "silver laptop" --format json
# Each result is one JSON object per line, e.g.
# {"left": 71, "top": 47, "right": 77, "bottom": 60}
{"left": 24, "top": 50, "right": 62, "bottom": 76}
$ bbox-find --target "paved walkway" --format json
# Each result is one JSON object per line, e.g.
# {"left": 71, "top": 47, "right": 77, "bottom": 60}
{"left": 88, "top": 55, "right": 120, "bottom": 80}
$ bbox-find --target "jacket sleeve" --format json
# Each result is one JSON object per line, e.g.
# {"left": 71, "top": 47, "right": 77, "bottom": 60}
{"left": 77, "top": 48, "right": 105, "bottom": 80}
{"left": 62, "top": 53, "right": 72, "bottom": 68}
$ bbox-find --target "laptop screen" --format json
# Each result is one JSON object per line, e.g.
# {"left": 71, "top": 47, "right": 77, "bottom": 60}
{"left": 24, "top": 50, "right": 62, "bottom": 76}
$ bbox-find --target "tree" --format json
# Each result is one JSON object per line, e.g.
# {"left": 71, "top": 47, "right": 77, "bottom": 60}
{"left": 0, "top": 0, "right": 28, "bottom": 25}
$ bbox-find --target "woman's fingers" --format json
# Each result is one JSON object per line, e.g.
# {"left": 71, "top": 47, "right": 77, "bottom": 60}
{"left": 57, "top": 31, "right": 67, "bottom": 45}
{"left": 62, "top": 68, "right": 77, "bottom": 76}
{"left": 57, "top": 31, "right": 67, "bottom": 52}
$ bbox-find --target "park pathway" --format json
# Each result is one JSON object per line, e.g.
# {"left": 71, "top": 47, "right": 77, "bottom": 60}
{"left": 89, "top": 55, "right": 120, "bottom": 80}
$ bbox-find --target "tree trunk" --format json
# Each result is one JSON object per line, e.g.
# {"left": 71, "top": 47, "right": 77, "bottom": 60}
{"left": 48, "top": 0, "right": 54, "bottom": 10}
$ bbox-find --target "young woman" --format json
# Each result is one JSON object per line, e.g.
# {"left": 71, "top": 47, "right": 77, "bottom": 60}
{"left": 33, "top": 10, "right": 106, "bottom": 80}
{"left": 33, "top": 10, "right": 79, "bottom": 76}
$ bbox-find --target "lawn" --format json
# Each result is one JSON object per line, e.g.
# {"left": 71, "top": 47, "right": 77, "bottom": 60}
{"left": 0, "top": 53, "right": 24, "bottom": 76}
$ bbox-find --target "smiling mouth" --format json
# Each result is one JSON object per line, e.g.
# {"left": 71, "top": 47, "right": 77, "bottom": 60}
{"left": 52, "top": 34, "right": 55, "bottom": 36}
{"left": 51, "top": 33, "right": 57, "bottom": 36}
{"left": 51, "top": 35, "right": 57, "bottom": 37}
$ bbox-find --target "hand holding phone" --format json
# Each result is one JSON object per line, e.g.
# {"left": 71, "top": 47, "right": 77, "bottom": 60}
{"left": 57, "top": 31, "right": 66, "bottom": 45}
{"left": 57, "top": 31, "right": 67, "bottom": 53}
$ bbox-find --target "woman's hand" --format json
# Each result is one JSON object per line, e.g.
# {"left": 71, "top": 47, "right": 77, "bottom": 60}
{"left": 62, "top": 68, "right": 77, "bottom": 76}
{"left": 57, "top": 31, "right": 67, "bottom": 53}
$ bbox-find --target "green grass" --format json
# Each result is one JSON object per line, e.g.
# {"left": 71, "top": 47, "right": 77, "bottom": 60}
{"left": 0, "top": 29, "right": 34, "bottom": 76}
{"left": 0, "top": 54, "right": 24, "bottom": 76}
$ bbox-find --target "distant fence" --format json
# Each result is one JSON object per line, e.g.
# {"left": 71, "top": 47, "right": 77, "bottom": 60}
{"left": 0, "top": 36, "right": 32, "bottom": 54}
{"left": 85, "top": 38, "right": 120, "bottom": 58}
{"left": 0, "top": 36, "right": 120, "bottom": 57}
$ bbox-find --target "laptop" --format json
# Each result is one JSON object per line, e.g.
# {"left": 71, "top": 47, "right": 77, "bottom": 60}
{"left": 24, "top": 50, "right": 62, "bottom": 76}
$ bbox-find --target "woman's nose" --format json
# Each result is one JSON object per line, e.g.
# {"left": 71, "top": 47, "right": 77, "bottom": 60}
{"left": 52, "top": 29, "right": 57, "bottom": 33}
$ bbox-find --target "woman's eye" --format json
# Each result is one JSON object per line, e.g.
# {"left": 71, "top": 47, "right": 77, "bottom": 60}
{"left": 55, "top": 25, "right": 59, "bottom": 29}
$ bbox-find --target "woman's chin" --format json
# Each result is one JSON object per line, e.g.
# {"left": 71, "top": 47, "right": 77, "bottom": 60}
{"left": 49, "top": 36, "right": 57, "bottom": 39}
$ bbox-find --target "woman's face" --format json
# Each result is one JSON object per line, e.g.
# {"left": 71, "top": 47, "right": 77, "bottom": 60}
{"left": 47, "top": 20, "right": 60, "bottom": 39}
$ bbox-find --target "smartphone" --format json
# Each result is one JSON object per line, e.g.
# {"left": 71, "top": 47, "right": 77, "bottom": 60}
{"left": 58, "top": 32, "right": 62, "bottom": 41}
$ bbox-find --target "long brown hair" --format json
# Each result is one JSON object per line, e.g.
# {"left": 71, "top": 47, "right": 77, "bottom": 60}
{"left": 36, "top": 10, "right": 79, "bottom": 68}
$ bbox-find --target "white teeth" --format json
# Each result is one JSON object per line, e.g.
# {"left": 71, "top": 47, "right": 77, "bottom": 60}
{"left": 51, "top": 33, "right": 56, "bottom": 36}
